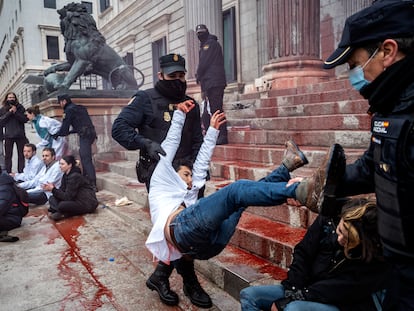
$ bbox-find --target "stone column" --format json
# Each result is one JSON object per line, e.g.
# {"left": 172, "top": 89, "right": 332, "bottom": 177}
{"left": 183, "top": 0, "right": 222, "bottom": 95}
{"left": 264, "top": 0, "right": 328, "bottom": 89}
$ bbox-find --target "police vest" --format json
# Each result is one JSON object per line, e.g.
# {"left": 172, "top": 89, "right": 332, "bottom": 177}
{"left": 138, "top": 89, "right": 198, "bottom": 162}
{"left": 371, "top": 112, "right": 414, "bottom": 257}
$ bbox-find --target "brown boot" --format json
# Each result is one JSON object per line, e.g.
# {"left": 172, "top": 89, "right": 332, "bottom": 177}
{"left": 282, "top": 140, "right": 309, "bottom": 172}
{"left": 295, "top": 144, "right": 345, "bottom": 213}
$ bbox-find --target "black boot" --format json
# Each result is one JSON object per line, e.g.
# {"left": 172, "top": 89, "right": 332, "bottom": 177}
{"left": 175, "top": 257, "right": 212, "bottom": 308}
{"left": 146, "top": 262, "right": 179, "bottom": 306}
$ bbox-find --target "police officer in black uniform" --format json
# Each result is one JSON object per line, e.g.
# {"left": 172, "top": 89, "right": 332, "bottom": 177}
{"left": 195, "top": 24, "right": 228, "bottom": 144}
{"left": 323, "top": 1, "right": 414, "bottom": 310}
{"left": 112, "top": 54, "right": 211, "bottom": 308}
{"left": 54, "top": 94, "right": 97, "bottom": 189}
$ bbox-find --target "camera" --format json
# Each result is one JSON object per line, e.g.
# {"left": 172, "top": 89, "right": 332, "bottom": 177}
{"left": 6, "top": 100, "right": 17, "bottom": 106}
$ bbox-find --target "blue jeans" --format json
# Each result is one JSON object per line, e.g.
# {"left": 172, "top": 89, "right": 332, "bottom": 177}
{"left": 172, "top": 165, "right": 298, "bottom": 260}
{"left": 240, "top": 284, "right": 340, "bottom": 311}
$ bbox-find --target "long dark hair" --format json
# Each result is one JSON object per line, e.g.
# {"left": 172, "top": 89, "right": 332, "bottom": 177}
{"left": 2, "top": 92, "right": 19, "bottom": 106}
{"left": 61, "top": 155, "right": 77, "bottom": 167}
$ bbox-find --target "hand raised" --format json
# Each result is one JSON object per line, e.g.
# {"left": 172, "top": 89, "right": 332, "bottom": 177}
{"left": 210, "top": 110, "right": 226, "bottom": 130}
{"left": 176, "top": 100, "right": 195, "bottom": 113}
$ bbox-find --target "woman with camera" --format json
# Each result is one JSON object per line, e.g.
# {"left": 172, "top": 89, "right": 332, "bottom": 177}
{"left": 0, "top": 92, "right": 28, "bottom": 173}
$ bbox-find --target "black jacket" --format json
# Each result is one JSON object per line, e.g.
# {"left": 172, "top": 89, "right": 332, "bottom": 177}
{"left": 281, "top": 215, "right": 389, "bottom": 311}
{"left": 0, "top": 172, "right": 25, "bottom": 231}
{"left": 196, "top": 34, "right": 226, "bottom": 91}
{"left": 51, "top": 166, "right": 98, "bottom": 212}
{"left": 0, "top": 103, "right": 28, "bottom": 139}
{"left": 55, "top": 101, "right": 96, "bottom": 139}
{"left": 337, "top": 63, "right": 414, "bottom": 259}
{"left": 112, "top": 88, "right": 203, "bottom": 163}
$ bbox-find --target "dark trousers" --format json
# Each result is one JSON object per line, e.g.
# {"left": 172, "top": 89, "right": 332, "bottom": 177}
{"left": 384, "top": 260, "right": 414, "bottom": 311}
{"left": 28, "top": 191, "right": 48, "bottom": 205}
{"left": 4, "top": 137, "right": 27, "bottom": 173}
{"left": 204, "top": 87, "right": 227, "bottom": 144}
{"left": 49, "top": 196, "right": 93, "bottom": 216}
{"left": 79, "top": 135, "right": 96, "bottom": 186}
{"left": 0, "top": 214, "right": 22, "bottom": 231}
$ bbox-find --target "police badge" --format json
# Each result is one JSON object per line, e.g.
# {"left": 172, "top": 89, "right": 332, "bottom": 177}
{"left": 164, "top": 111, "right": 171, "bottom": 122}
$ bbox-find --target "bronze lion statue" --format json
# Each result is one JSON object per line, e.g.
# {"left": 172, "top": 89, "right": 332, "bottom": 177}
{"left": 44, "top": 2, "right": 141, "bottom": 92}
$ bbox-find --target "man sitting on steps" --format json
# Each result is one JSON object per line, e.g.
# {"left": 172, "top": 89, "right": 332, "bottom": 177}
{"left": 145, "top": 100, "right": 346, "bottom": 308}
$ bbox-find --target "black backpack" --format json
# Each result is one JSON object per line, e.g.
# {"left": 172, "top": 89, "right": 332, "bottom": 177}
{"left": 12, "top": 184, "right": 29, "bottom": 217}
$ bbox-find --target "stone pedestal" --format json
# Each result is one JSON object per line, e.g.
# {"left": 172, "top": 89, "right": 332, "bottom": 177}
{"left": 38, "top": 94, "right": 131, "bottom": 157}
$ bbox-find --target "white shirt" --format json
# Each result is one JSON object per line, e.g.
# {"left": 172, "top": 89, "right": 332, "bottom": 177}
{"left": 145, "top": 110, "right": 219, "bottom": 263}
{"left": 35, "top": 115, "right": 68, "bottom": 159}
{"left": 13, "top": 155, "right": 43, "bottom": 182}
{"left": 18, "top": 160, "right": 63, "bottom": 198}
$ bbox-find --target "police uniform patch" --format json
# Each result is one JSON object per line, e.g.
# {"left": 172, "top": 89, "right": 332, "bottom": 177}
{"left": 203, "top": 45, "right": 209, "bottom": 50}
{"left": 164, "top": 112, "right": 171, "bottom": 122}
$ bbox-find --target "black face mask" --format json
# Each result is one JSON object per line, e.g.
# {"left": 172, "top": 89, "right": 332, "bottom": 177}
{"left": 197, "top": 32, "right": 209, "bottom": 42}
{"left": 155, "top": 79, "right": 187, "bottom": 101}
{"left": 6, "top": 100, "right": 16, "bottom": 106}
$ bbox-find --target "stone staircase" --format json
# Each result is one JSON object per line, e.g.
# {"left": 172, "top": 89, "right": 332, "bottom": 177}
{"left": 94, "top": 77, "right": 371, "bottom": 303}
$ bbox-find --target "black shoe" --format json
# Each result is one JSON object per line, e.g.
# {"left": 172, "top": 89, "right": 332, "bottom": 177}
{"left": 183, "top": 281, "right": 212, "bottom": 308}
{"left": 146, "top": 264, "right": 179, "bottom": 306}
{"left": 175, "top": 258, "right": 212, "bottom": 308}
{"left": 295, "top": 144, "right": 345, "bottom": 213}
{"left": 49, "top": 212, "right": 66, "bottom": 221}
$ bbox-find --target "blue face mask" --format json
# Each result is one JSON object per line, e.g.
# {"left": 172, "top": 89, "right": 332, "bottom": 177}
{"left": 348, "top": 48, "right": 379, "bottom": 91}
{"left": 349, "top": 66, "right": 370, "bottom": 91}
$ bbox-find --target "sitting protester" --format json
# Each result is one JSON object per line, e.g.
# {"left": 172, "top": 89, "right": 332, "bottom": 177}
{"left": 18, "top": 147, "right": 62, "bottom": 205}
{"left": 42, "top": 155, "right": 98, "bottom": 221}
{"left": 10, "top": 143, "right": 43, "bottom": 183}
{"left": 240, "top": 198, "right": 389, "bottom": 311}
{"left": 0, "top": 168, "right": 29, "bottom": 242}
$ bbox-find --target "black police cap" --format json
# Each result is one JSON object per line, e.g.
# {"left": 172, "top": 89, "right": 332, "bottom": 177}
{"left": 324, "top": 0, "right": 414, "bottom": 69}
{"left": 57, "top": 93, "right": 71, "bottom": 102}
{"left": 196, "top": 24, "right": 209, "bottom": 33}
{"left": 159, "top": 54, "right": 186, "bottom": 74}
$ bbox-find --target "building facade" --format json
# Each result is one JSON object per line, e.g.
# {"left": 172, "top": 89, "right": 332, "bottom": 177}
{"left": 0, "top": 0, "right": 372, "bottom": 107}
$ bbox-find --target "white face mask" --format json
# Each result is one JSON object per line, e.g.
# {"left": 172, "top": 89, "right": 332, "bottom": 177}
{"left": 348, "top": 48, "right": 379, "bottom": 91}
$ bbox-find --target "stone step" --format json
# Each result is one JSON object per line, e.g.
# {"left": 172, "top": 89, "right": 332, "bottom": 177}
{"left": 226, "top": 99, "right": 368, "bottom": 119}
{"left": 227, "top": 114, "right": 371, "bottom": 131}
{"left": 212, "top": 145, "right": 364, "bottom": 168}
{"left": 227, "top": 128, "right": 371, "bottom": 148}
{"left": 97, "top": 190, "right": 294, "bottom": 303}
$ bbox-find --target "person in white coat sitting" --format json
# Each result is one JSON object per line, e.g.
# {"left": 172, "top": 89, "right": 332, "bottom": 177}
{"left": 10, "top": 143, "right": 43, "bottom": 183}
{"left": 26, "top": 106, "right": 67, "bottom": 160}
{"left": 18, "top": 147, "right": 63, "bottom": 205}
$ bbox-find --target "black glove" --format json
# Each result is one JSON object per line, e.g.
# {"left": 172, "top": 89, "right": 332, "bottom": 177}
{"left": 142, "top": 138, "right": 166, "bottom": 161}
{"left": 285, "top": 288, "right": 306, "bottom": 301}
{"left": 51, "top": 134, "right": 59, "bottom": 140}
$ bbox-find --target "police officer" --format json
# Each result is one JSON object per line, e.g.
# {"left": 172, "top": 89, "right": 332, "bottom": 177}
{"left": 323, "top": 1, "right": 414, "bottom": 310}
{"left": 195, "top": 24, "right": 228, "bottom": 144}
{"left": 54, "top": 94, "right": 97, "bottom": 189}
{"left": 112, "top": 54, "right": 211, "bottom": 308}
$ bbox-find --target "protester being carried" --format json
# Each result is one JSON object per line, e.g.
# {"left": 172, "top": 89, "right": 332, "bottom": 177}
{"left": 145, "top": 100, "right": 345, "bottom": 307}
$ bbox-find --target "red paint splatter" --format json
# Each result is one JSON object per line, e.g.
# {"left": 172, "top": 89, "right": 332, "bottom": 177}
{"left": 51, "top": 216, "right": 124, "bottom": 310}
